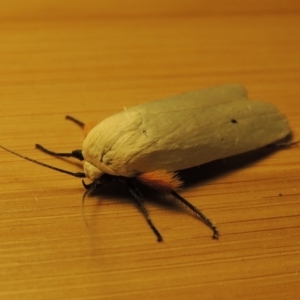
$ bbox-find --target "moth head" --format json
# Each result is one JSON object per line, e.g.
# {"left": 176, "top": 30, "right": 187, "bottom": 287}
{"left": 83, "top": 161, "right": 105, "bottom": 181}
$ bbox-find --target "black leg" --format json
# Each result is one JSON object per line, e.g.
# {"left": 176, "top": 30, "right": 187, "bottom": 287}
{"left": 170, "top": 190, "right": 219, "bottom": 239}
{"left": 266, "top": 140, "right": 299, "bottom": 148}
{"left": 125, "top": 179, "right": 163, "bottom": 242}
{"left": 35, "top": 144, "right": 84, "bottom": 161}
{"left": 65, "top": 115, "right": 85, "bottom": 129}
{"left": 35, "top": 115, "right": 85, "bottom": 161}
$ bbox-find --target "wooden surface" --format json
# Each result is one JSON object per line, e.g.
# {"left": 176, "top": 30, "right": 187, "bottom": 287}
{"left": 1, "top": 1, "right": 300, "bottom": 299}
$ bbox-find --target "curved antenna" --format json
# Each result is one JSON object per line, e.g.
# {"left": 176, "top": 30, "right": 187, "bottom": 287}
{"left": 0, "top": 145, "right": 86, "bottom": 178}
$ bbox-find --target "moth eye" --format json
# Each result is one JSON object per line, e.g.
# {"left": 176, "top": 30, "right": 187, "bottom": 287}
{"left": 231, "top": 119, "right": 238, "bottom": 124}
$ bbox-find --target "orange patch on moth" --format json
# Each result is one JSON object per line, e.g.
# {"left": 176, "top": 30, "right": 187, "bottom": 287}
{"left": 136, "top": 170, "right": 182, "bottom": 191}
{"left": 83, "top": 122, "right": 98, "bottom": 137}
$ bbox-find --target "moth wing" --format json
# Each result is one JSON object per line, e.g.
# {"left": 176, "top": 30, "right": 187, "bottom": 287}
{"left": 83, "top": 85, "right": 290, "bottom": 177}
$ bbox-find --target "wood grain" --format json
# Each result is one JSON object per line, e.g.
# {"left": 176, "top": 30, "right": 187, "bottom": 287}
{"left": 0, "top": 1, "right": 300, "bottom": 299}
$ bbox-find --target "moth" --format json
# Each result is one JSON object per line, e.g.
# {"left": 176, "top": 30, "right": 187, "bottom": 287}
{"left": 1, "top": 85, "right": 291, "bottom": 242}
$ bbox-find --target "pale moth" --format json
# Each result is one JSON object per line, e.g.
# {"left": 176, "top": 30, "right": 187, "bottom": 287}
{"left": 0, "top": 85, "right": 291, "bottom": 242}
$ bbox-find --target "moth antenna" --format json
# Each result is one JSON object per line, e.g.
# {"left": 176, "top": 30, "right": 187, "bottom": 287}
{"left": 0, "top": 145, "right": 86, "bottom": 178}
{"left": 170, "top": 190, "right": 219, "bottom": 239}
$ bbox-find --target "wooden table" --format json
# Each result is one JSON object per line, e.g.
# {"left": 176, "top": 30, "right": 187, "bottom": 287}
{"left": 1, "top": 1, "right": 299, "bottom": 299}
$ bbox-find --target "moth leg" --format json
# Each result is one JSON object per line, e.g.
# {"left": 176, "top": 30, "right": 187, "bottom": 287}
{"left": 267, "top": 140, "right": 299, "bottom": 148}
{"left": 125, "top": 179, "right": 163, "bottom": 242}
{"left": 65, "top": 115, "right": 85, "bottom": 129}
{"left": 35, "top": 144, "right": 84, "bottom": 161}
{"left": 34, "top": 115, "right": 86, "bottom": 161}
{"left": 170, "top": 190, "right": 219, "bottom": 240}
